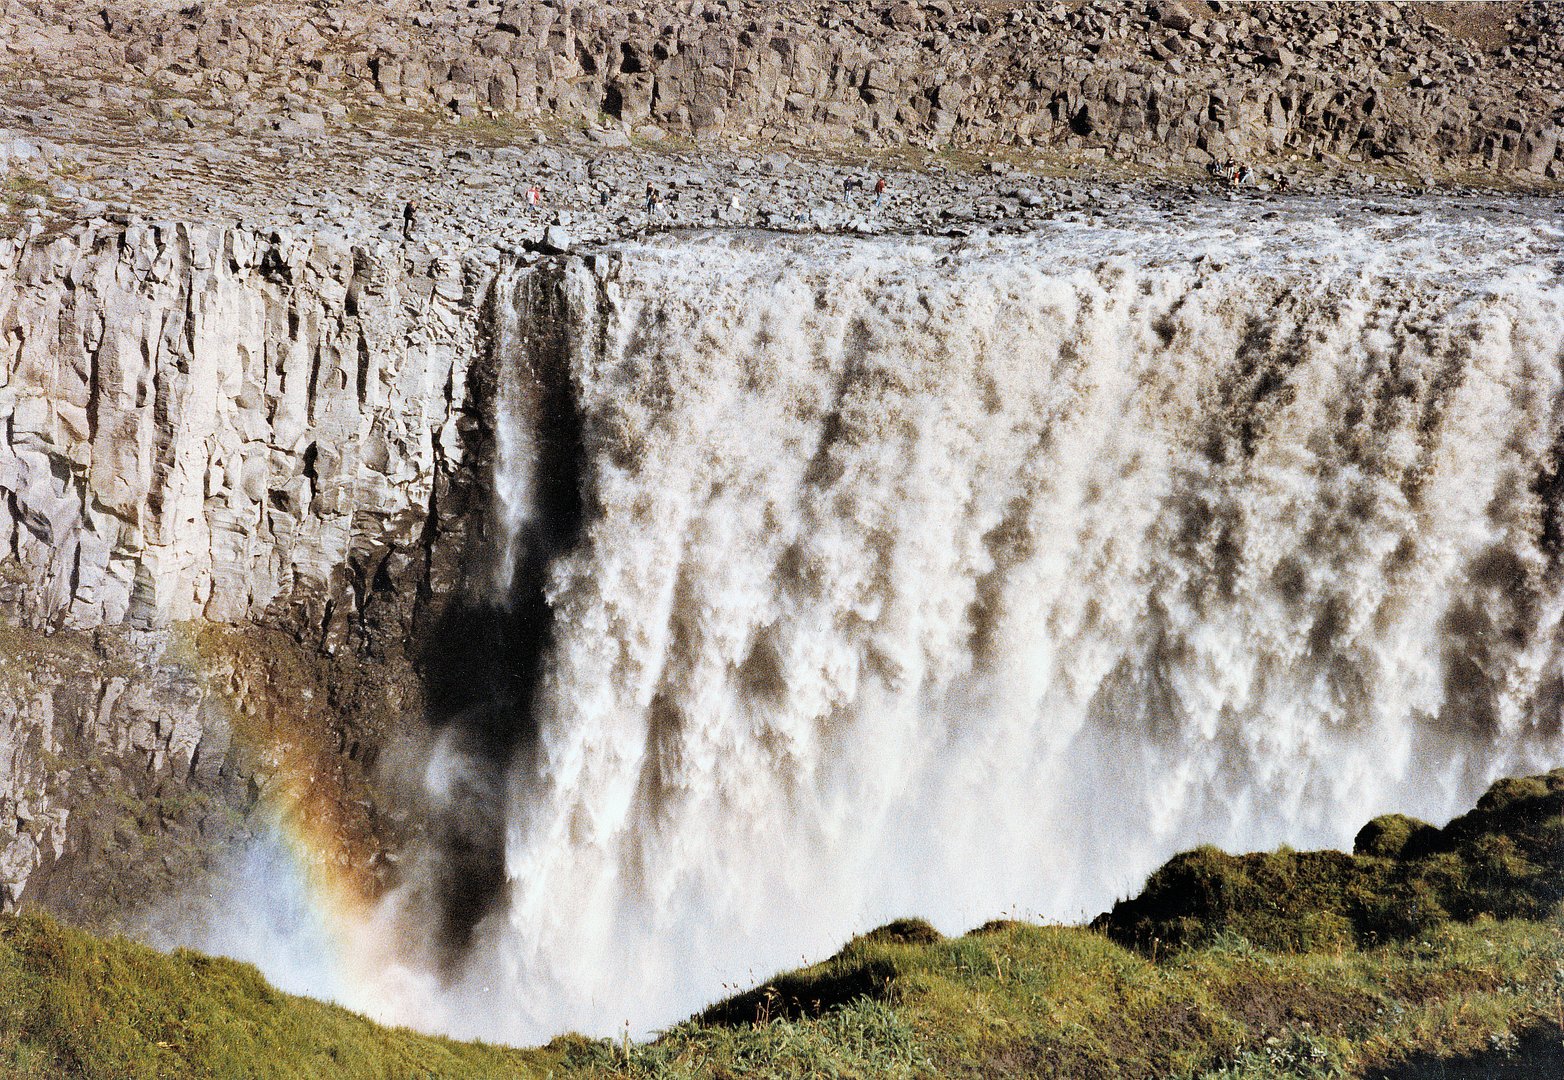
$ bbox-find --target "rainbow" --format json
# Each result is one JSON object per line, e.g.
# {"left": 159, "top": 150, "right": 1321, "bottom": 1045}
{"left": 177, "top": 623, "right": 425, "bottom": 1023}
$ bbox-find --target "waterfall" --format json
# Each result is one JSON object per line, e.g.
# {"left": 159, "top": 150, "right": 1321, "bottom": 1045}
{"left": 195, "top": 204, "right": 1564, "bottom": 1044}
{"left": 449, "top": 209, "right": 1564, "bottom": 1042}
{"left": 413, "top": 264, "right": 586, "bottom": 967}
{"left": 488, "top": 265, "right": 542, "bottom": 598}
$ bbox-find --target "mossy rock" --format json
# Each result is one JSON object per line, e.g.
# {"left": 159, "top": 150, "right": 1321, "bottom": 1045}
{"left": 1354, "top": 814, "right": 1436, "bottom": 858}
{"left": 698, "top": 958, "right": 898, "bottom": 1026}
{"left": 1476, "top": 776, "right": 1553, "bottom": 813}
{"left": 860, "top": 918, "right": 943, "bottom": 945}
{"left": 969, "top": 918, "right": 1025, "bottom": 936}
{"left": 1097, "top": 770, "right": 1564, "bottom": 956}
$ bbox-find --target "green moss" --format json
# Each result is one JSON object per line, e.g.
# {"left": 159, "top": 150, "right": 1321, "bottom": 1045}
{"left": 1354, "top": 814, "right": 1437, "bottom": 859}
{"left": 860, "top": 918, "right": 944, "bottom": 946}
{"left": 1096, "top": 770, "right": 1564, "bottom": 953}
{"left": 0, "top": 914, "right": 555, "bottom": 1078}
{"left": 698, "top": 953, "right": 899, "bottom": 1026}
{"left": 1476, "top": 776, "right": 1554, "bottom": 814}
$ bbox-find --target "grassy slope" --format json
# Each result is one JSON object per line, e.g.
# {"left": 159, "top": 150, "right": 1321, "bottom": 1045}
{"left": 7, "top": 775, "right": 1564, "bottom": 1079}
{"left": 0, "top": 916, "right": 555, "bottom": 1079}
{"left": 607, "top": 918, "right": 1564, "bottom": 1079}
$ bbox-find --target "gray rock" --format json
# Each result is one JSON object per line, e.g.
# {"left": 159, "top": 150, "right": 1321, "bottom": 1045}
{"left": 1153, "top": 2, "right": 1193, "bottom": 32}
{"left": 538, "top": 224, "right": 573, "bottom": 253}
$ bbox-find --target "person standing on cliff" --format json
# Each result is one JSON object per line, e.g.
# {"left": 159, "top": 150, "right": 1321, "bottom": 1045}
{"left": 526, "top": 183, "right": 543, "bottom": 209}
{"left": 874, "top": 176, "right": 887, "bottom": 207}
{"left": 646, "top": 186, "right": 668, "bottom": 226}
{"left": 402, "top": 198, "right": 418, "bottom": 239}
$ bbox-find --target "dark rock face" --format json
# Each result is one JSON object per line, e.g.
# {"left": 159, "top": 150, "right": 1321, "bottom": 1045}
{"left": 4, "top": 1, "right": 1560, "bottom": 183}
{"left": 9, "top": 623, "right": 420, "bottom": 928}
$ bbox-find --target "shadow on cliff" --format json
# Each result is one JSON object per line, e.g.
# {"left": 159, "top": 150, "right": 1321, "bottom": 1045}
{"left": 415, "top": 265, "right": 586, "bottom": 967}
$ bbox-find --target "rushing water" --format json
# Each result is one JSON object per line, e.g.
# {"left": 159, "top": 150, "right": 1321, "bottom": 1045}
{"left": 194, "top": 200, "right": 1564, "bottom": 1042}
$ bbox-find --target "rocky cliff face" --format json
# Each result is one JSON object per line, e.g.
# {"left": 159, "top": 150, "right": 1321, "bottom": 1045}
{"left": 4, "top": 0, "right": 1561, "bottom": 184}
{"left": 0, "top": 224, "right": 478, "bottom": 634}
{"left": 0, "top": 223, "right": 507, "bottom": 916}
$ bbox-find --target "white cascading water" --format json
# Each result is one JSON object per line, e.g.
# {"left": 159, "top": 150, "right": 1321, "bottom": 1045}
{"left": 488, "top": 264, "right": 543, "bottom": 597}
{"left": 184, "top": 201, "right": 1564, "bottom": 1043}
{"left": 446, "top": 204, "right": 1564, "bottom": 1042}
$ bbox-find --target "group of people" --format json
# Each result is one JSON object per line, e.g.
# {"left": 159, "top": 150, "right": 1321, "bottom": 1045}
{"left": 401, "top": 181, "right": 545, "bottom": 238}
{"left": 844, "top": 175, "right": 889, "bottom": 206}
{"left": 1216, "top": 159, "right": 1255, "bottom": 190}
{"left": 645, "top": 182, "right": 666, "bottom": 218}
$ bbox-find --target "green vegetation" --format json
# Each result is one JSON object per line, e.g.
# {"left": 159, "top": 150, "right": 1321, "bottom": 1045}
{"left": 1, "top": 172, "right": 54, "bottom": 240}
{"left": 1095, "top": 769, "right": 1564, "bottom": 953}
{"left": 0, "top": 914, "right": 551, "bottom": 1078}
{"left": 5, "top": 773, "right": 1564, "bottom": 1077}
